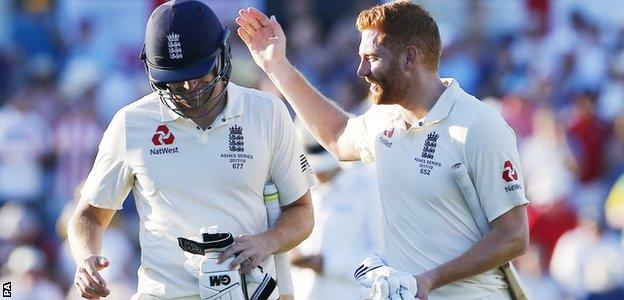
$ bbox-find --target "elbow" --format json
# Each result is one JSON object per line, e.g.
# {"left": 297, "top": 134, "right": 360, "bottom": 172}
{"left": 325, "top": 143, "right": 345, "bottom": 162}
{"left": 509, "top": 229, "right": 529, "bottom": 258}
{"left": 301, "top": 202, "right": 314, "bottom": 240}
{"left": 290, "top": 191, "right": 314, "bottom": 241}
{"left": 66, "top": 208, "right": 81, "bottom": 238}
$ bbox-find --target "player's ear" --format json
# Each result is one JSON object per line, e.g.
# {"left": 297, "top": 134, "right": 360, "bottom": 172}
{"left": 404, "top": 45, "right": 419, "bottom": 69}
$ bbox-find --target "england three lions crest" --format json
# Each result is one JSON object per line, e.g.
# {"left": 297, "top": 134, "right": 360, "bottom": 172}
{"left": 421, "top": 131, "right": 439, "bottom": 159}
{"left": 229, "top": 125, "right": 244, "bottom": 152}
{"left": 167, "top": 33, "right": 183, "bottom": 59}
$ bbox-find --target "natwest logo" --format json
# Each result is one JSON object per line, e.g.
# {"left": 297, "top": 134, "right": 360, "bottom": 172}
{"left": 151, "top": 124, "right": 175, "bottom": 146}
{"left": 383, "top": 127, "right": 395, "bottom": 138}
{"left": 502, "top": 160, "right": 518, "bottom": 182}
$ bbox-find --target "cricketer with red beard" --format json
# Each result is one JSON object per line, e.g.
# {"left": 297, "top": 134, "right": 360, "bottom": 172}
{"left": 237, "top": 1, "right": 529, "bottom": 299}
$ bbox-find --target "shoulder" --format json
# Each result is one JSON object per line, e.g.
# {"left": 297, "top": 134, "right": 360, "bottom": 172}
{"left": 353, "top": 104, "right": 402, "bottom": 129}
{"left": 453, "top": 92, "right": 511, "bottom": 137}
{"left": 361, "top": 104, "right": 401, "bottom": 118}
{"left": 108, "top": 93, "right": 160, "bottom": 130}
{"left": 117, "top": 93, "right": 160, "bottom": 116}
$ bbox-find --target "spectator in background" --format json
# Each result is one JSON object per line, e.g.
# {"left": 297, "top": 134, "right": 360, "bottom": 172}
{"left": 550, "top": 207, "right": 624, "bottom": 299}
{"left": 605, "top": 114, "right": 624, "bottom": 184}
{"left": 0, "top": 245, "right": 64, "bottom": 300}
{"left": 287, "top": 13, "right": 324, "bottom": 88}
{"left": 604, "top": 174, "right": 624, "bottom": 247}
{"left": 10, "top": 0, "right": 60, "bottom": 68}
{"left": 0, "top": 202, "right": 43, "bottom": 264}
{"left": 0, "top": 95, "right": 49, "bottom": 204}
{"left": 51, "top": 91, "right": 102, "bottom": 218}
{"left": 0, "top": 47, "right": 12, "bottom": 104}
{"left": 515, "top": 245, "right": 564, "bottom": 300}
{"left": 567, "top": 91, "right": 610, "bottom": 210}
{"left": 521, "top": 107, "right": 578, "bottom": 263}
{"left": 291, "top": 120, "right": 381, "bottom": 300}
{"left": 596, "top": 51, "right": 624, "bottom": 123}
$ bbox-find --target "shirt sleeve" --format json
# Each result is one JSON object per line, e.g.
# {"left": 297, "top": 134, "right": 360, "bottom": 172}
{"left": 269, "top": 100, "right": 315, "bottom": 206}
{"left": 465, "top": 111, "right": 529, "bottom": 222}
{"left": 343, "top": 105, "right": 393, "bottom": 163}
{"left": 80, "top": 111, "right": 134, "bottom": 210}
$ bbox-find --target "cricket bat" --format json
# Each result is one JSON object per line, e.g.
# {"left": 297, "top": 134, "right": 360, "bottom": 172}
{"left": 451, "top": 163, "right": 528, "bottom": 300}
{"left": 264, "top": 183, "right": 295, "bottom": 299}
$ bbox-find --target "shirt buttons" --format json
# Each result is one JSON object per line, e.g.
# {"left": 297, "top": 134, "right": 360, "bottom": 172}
{"left": 418, "top": 121, "right": 424, "bottom": 126}
{"left": 207, "top": 126, "right": 212, "bottom": 130}
{"left": 196, "top": 126, "right": 200, "bottom": 130}
{"left": 221, "top": 118, "right": 226, "bottom": 122}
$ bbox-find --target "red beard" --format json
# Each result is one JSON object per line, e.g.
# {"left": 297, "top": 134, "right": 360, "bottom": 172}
{"left": 367, "top": 62, "right": 409, "bottom": 105}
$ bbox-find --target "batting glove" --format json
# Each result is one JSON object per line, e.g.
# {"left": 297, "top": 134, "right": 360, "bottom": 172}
{"left": 354, "top": 256, "right": 417, "bottom": 300}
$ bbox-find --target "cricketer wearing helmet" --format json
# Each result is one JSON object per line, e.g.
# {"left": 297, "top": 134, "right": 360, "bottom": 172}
{"left": 67, "top": 1, "right": 314, "bottom": 299}
{"left": 238, "top": 1, "right": 529, "bottom": 300}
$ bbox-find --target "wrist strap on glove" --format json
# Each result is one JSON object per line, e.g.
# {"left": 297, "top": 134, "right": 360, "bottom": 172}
{"left": 243, "top": 267, "right": 277, "bottom": 300}
{"left": 178, "top": 233, "right": 234, "bottom": 255}
{"left": 355, "top": 256, "right": 385, "bottom": 280}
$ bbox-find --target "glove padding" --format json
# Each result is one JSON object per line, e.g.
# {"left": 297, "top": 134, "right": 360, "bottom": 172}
{"left": 180, "top": 231, "right": 278, "bottom": 300}
{"left": 355, "top": 256, "right": 417, "bottom": 300}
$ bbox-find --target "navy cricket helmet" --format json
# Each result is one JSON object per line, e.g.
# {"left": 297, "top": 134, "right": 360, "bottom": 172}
{"left": 140, "top": 0, "right": 232, "bottom": 118}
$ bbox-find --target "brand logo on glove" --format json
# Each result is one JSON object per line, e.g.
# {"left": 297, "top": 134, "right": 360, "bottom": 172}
{"left": 209, "top": 275, "right": 231, "bottom": 286}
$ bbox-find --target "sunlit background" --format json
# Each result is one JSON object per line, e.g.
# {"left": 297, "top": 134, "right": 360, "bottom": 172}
{"left": 0, "top": 0, "right": 623, "bottom": 299}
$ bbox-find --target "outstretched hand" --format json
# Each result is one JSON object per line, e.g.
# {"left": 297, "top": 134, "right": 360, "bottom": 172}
{"left": 236, "top": 7, "right": 287, "bottom": 73}
{"left": 74, "top": 255, "right": 111, "bottom": 299}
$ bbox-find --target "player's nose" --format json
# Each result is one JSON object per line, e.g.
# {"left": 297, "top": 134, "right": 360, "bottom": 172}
{"left": 357, "top": 59, "right": 370, "bottom": 78}
{"left": 183, "top": 79, "right": 200, "bottom": 91}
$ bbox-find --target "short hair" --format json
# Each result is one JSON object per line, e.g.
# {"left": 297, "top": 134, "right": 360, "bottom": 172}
{"left": 356, "top": 0, "right": 441, "bottom": 71}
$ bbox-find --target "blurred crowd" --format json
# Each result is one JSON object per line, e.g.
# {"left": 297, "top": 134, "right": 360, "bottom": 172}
{"left": 0, "top": 0, "right": 623, "bottom": 299}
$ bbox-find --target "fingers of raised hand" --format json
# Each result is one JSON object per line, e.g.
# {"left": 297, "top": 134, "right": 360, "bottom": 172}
{"left": 237, "top": 10, "right": 260, "bottom": 34}
{"left": 237, "top": 25, "right": 252, "bottom": 44}
{"left": 246, "top": 7, "right": 270, "bottom": 26}
{"left": 235, "top": 15, "right": 255, "bottom": 36}
{"left": 239, "top": 9, "right": 263, "bottom": 31}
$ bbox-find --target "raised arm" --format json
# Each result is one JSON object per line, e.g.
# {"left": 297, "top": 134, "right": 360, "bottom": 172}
{"left": 236, "top": 8, "right": 359, "bottom": 161}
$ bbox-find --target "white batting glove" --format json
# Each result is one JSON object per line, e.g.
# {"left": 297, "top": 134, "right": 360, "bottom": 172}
{"left": 354, "top": 256, "right": 417, "bottom": 300}
{"left": 390, "top": 270, "right": 418, "bottom": 299}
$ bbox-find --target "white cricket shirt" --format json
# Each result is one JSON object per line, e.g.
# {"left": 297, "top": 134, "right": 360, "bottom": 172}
{"left": 344, "top": 79, "right": 529, "bottom": 300}
{"left": 81, "top": 83, "right": 314, "bottom": 299}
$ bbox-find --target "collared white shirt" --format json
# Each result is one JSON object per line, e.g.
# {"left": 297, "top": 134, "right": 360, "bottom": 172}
{"left": 344, "top": 79, "right": 529, "bottom": 300}
{"left": 81, "top": 83, "right": 314, "bottom": 299}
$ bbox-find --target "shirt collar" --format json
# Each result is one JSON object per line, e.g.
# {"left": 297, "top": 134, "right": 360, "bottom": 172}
{"left": 421, "top": 78, "right": 459, "bottom": 125}
{"left": 159, "top": 82, "right": 245, "bottom": 122}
